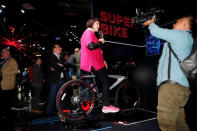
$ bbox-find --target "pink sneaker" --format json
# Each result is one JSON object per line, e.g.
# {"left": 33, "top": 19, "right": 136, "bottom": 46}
{"left": 102, "top": 105, "right": 120, "bottom": 113}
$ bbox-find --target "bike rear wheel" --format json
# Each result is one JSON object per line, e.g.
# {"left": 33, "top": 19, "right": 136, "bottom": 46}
{"left": 56, "top": 79, "right": 95, "bottom": 121}
{"left": 115, "top": 82, "right": 141, "bottom": 116}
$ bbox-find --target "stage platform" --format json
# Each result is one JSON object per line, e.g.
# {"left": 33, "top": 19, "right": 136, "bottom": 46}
{"left": 11, "top": 107, "right": 161, "bottom": 131}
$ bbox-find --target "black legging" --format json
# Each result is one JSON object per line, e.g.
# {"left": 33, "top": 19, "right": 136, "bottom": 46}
{"left": 81, "top": 67, "right": 110, "bottom": 106}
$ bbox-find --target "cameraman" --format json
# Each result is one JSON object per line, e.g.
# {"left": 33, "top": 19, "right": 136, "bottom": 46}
{"left": 143, "top": 16, "right": 194, "bottom": 131}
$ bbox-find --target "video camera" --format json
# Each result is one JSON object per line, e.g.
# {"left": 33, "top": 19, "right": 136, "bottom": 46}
{"left": 132, "top": 8, "right": 164, "bottom": 25}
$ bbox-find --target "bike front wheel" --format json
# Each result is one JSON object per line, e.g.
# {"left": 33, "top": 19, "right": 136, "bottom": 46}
{"left": 56, "top": 79, "right": 95, "bottom": 121}
{"left": 115, "top": 82, "right": 141, "bottom": 116}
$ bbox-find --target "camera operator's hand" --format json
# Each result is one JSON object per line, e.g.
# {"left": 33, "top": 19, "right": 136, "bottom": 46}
{"left": 143, "top": 16, "right": 156, "bottom": 26}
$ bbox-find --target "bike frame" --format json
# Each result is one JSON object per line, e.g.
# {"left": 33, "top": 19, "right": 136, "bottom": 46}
{"left": 82, "top": 74, "right": 127, "bottom": 91}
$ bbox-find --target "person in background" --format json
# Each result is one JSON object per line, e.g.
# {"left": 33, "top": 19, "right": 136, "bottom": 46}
{"left": 46, "top": 44, "right": 65, "bottom": 115}
{"left": 62, "top": 52, "right": 71, "bottom": 82}
{"left": 80, "top": 17, "right": 119, "bottom": 113}
{"left": 0, "top": 47, "right": 19, "bottom": 128}
{"left": 76, "top": 48, "right": 81, "bottom": 76}
{"left": 69, "top": 48, "right": 80, "bottom": 79}
{"left": 143, "top": 15, "right": 194, "bottom": 131}
{"left": 31, "top": 57, "right": 44, "bottom": 112}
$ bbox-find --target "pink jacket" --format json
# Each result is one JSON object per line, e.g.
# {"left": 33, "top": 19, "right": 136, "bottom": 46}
{"left": 80, "top": 28, "right": 105, "bottom": 72}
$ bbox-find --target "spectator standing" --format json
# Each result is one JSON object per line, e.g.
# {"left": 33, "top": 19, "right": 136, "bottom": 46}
{"left": 62, "top": 52, "right": 72, "bottom": 82}
{"left": 69, "top": 48, "right": 80, "bottom": 79}
{"left": 46, "top": 44, "right": 65, "bottom": 115}
{"left": 31, "top": 57, "right": 44, "bottom": 111}
{"left": 0, "top": 47, "right": 19, "bottom": 127}
{"left": 76, "top": 49, "right": 81, "bottom": 76}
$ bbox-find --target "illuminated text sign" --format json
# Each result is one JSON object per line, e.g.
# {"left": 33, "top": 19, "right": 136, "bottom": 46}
{"left": 100, "top": 11, "right": 133, "bottom": 39}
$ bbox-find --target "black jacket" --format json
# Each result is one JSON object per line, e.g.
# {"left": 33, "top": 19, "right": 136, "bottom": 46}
{"left": 46, "top": 54, "right": 63, "bottom": 84}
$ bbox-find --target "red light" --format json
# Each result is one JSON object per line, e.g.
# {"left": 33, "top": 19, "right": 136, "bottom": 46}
{"left": 9, "top": 26, "right": 15, "bottom": 33}
{"left": 0, "top": 24, "right": 28, "bottom": 53}
{"left": 0, "top": 37, "right": 26, "bottom": 51}
{"left": 9, "top": 26, "right": 14, "bottom": 30}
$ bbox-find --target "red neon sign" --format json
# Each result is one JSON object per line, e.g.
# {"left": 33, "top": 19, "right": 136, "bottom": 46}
{"left": 100, "top": 11, "right": 133, "bottom": 38}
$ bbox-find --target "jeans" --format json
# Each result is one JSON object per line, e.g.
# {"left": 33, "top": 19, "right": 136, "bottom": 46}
{"left": 46, "top": 79, "right": 65, "bottom": 115}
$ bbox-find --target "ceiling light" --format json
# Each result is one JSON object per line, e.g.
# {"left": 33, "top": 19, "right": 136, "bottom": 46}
{"left": 1, "top": 5, "right": 6, "bottom": 8}
{"left": 20, "top": 9, "right": 25, "bottom": 14}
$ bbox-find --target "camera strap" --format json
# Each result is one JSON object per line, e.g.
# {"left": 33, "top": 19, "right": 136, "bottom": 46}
{"left": 167, "top": 43, "right": 171, "bottom": 80}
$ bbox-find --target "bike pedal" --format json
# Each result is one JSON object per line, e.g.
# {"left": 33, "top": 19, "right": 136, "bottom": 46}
{"left": 58, "top": 113, "right": 66, "bottom": 123}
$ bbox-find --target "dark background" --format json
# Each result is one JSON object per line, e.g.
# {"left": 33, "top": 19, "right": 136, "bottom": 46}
{"left": 1, "top": 0, "right": 196, "bottom": 65}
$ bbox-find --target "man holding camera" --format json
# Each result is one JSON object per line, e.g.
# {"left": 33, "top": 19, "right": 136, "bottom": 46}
{"left": 143, "top": 16, "right": 194, "bottom": 131}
